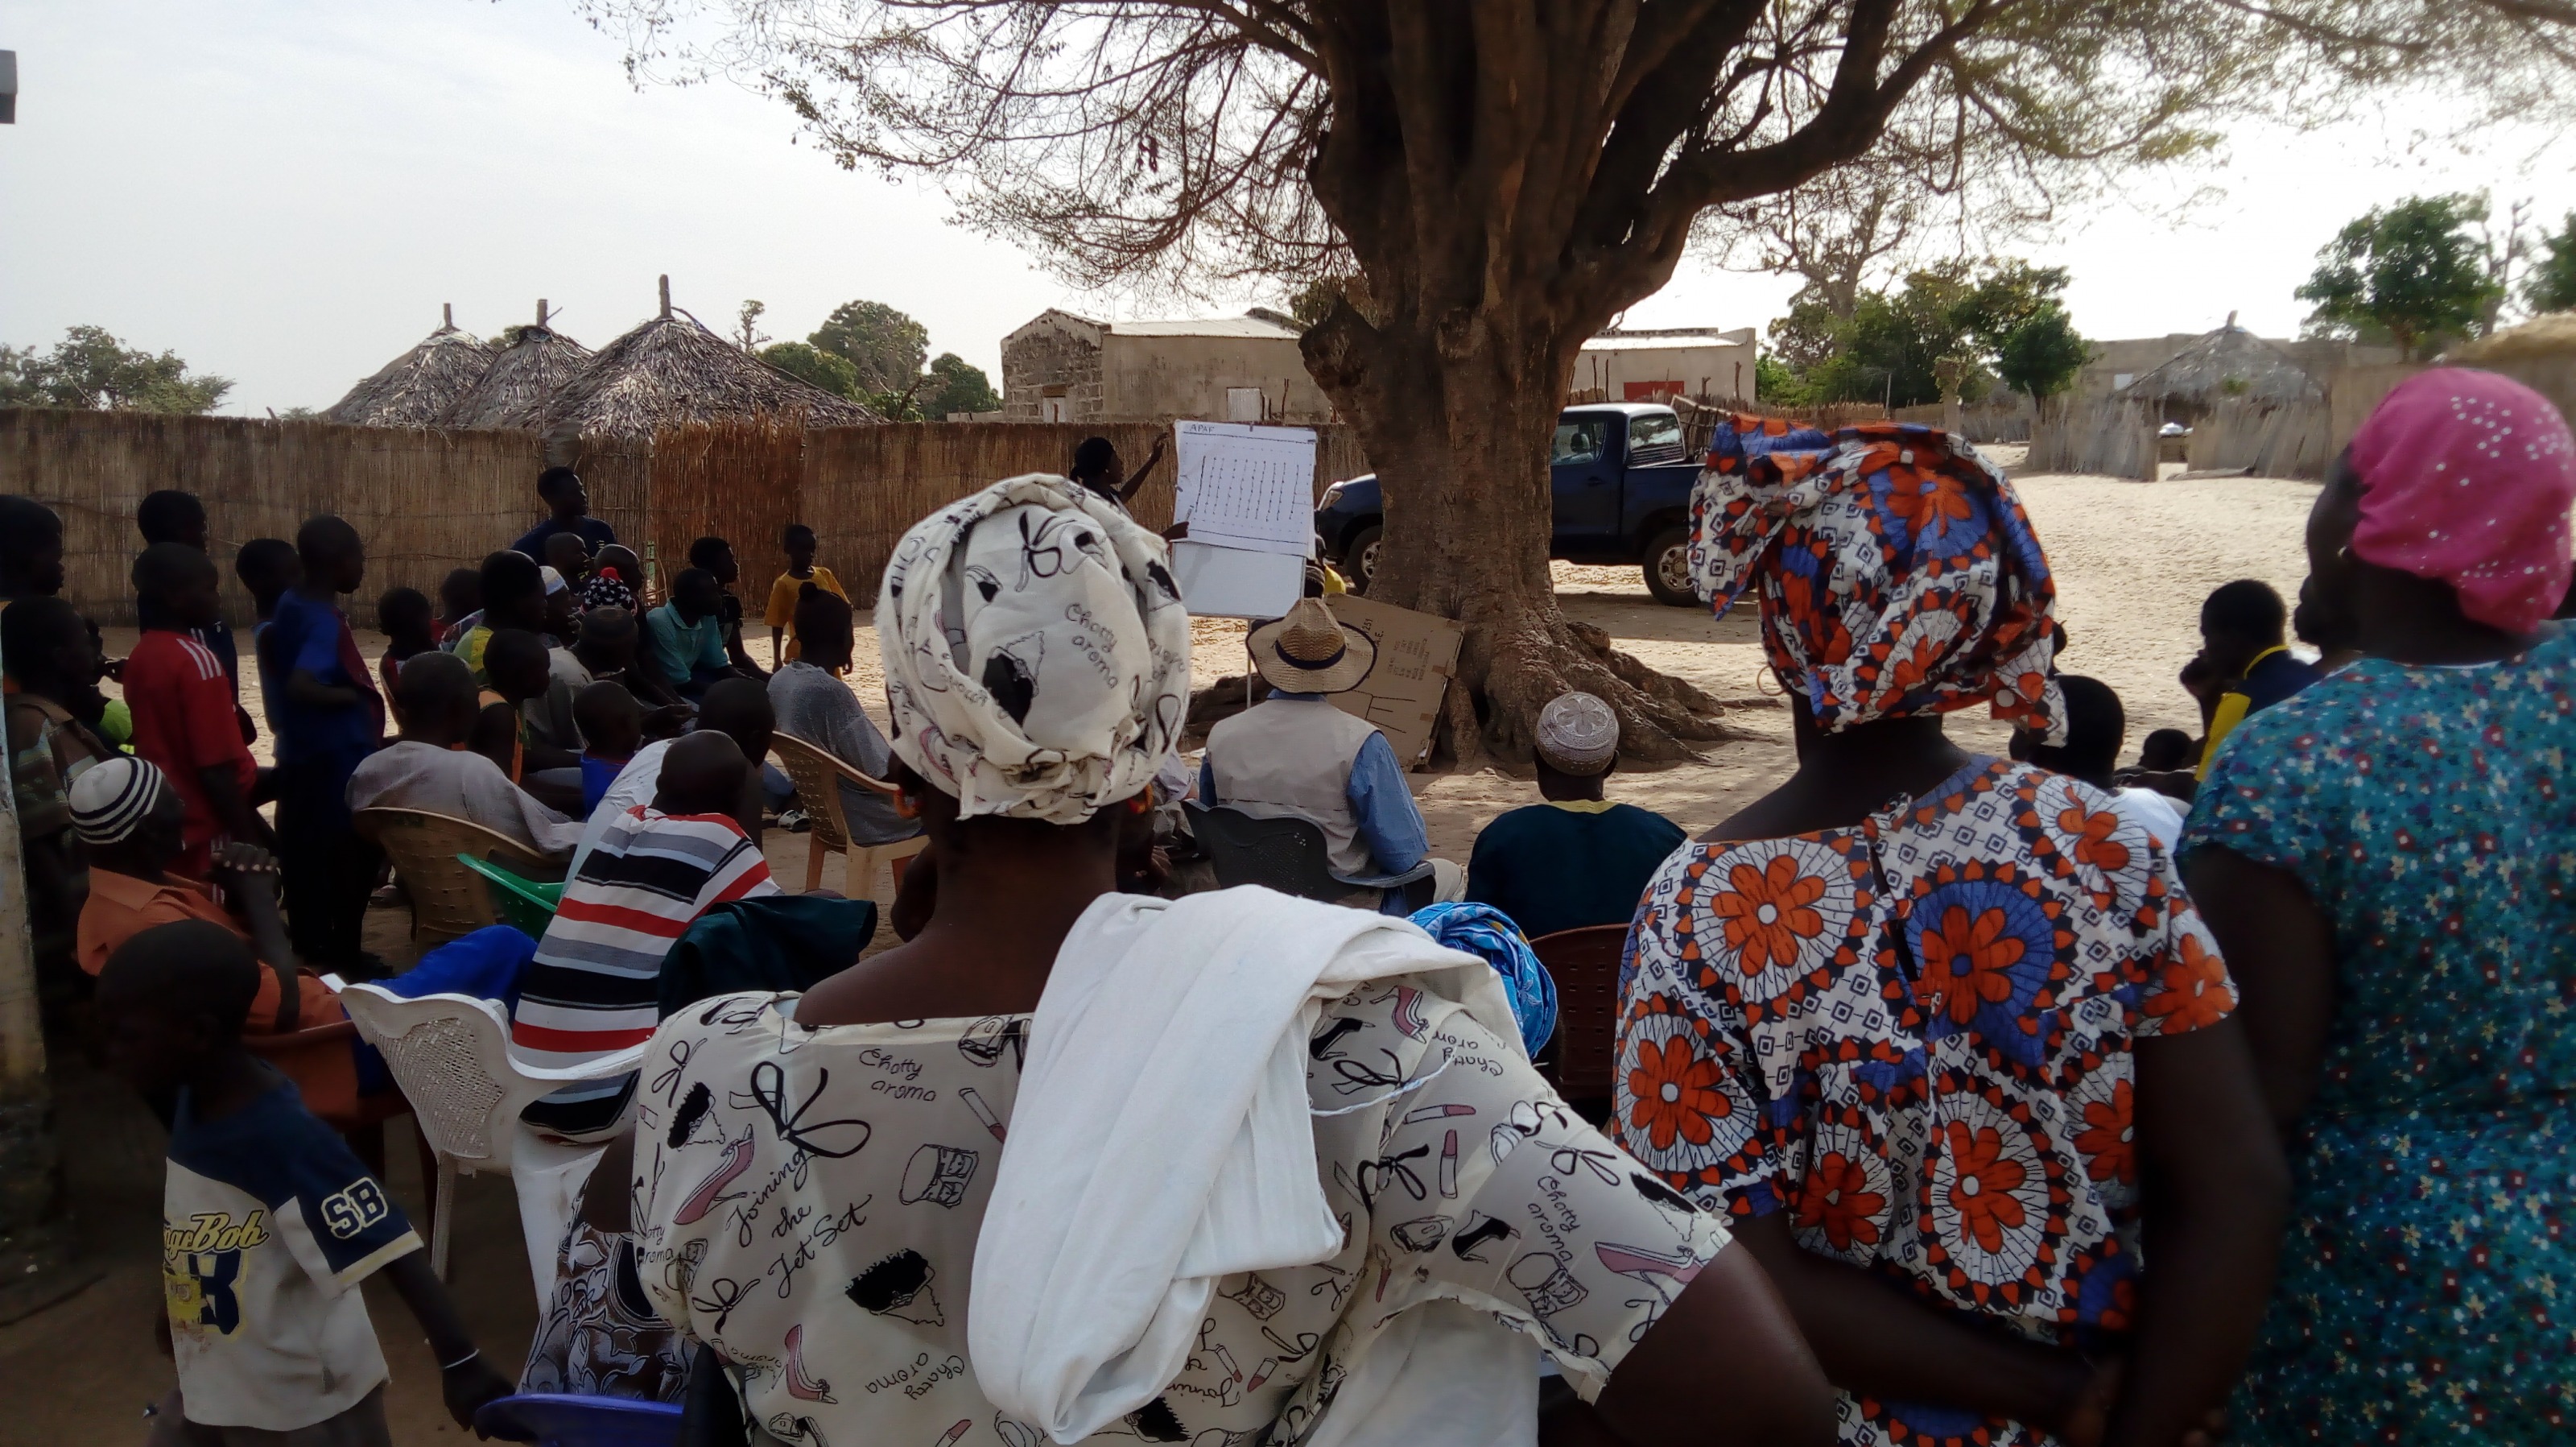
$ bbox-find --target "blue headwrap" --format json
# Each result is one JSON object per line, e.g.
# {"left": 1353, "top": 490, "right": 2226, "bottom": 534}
{"left": 1408, "top": 902, "right": 1557, "bottom": 1055}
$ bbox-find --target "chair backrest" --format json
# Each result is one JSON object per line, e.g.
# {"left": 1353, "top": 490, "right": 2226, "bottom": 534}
{"left": 457, "top": 854, "right": 563, "bottom": 940}
{"left": 357, "top": 807, "right": 555, "bottom": 945}
{"left": 1184, "top": 802, "right": 1347, "bottom": 901}
{"left": 336, "top": 985, "right": 531, "bottom": 1171}
{"left": 1530, "top": 924, "right": 1633, "bottom": 1105}
{"left": 766, "top": 733, "right": 857, "bottom": 852}
{"left": 474, "top": 1393, "right": 684, "bottom": 1447}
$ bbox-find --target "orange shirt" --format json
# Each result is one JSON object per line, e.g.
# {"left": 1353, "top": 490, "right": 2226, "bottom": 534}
{"left": 77, "top": 870, "right": 345, "bottom": 1033}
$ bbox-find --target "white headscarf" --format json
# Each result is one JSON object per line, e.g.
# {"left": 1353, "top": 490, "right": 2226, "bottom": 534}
{"left": 877, "top": 474, "right": 1191, "bottom": 824}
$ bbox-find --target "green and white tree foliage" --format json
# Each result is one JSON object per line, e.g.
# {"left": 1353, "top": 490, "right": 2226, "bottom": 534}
{"left": 0, "top": 325, "right": 233, "bottom": 414}
{"left": 2297, "top": 195, "right": 2504, "bottom": 361}
{"left": 2524, "top": 213, "right": 2576, "bottom": 316}
{"left": 924, "top": 353, "right": 1002, "bottom": 417}
{"left": 809, "top": 300, "right": 930, "bottom": 396}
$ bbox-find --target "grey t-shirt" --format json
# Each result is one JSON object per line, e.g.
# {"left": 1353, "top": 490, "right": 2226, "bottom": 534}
{"left": 767, "top": 662, "right": 917, "bottom": 845}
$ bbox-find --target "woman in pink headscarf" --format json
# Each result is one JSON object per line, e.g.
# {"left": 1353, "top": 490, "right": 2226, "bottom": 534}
{"left": 2181, "top": 367, "right": 2576, "bottom": 1442}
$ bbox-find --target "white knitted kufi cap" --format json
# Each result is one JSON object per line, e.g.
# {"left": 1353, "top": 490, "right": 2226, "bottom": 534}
{"left": 68, "top": 755, "right": 170, "bottom": 845}
{"left": 1535, "top": 692, "right": 1620, "bottom": 774}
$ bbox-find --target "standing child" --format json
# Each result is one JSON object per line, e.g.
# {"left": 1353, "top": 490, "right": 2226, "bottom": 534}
{"left": 138, "top": 490, "right": 256, "bottom": 745}
{"left": 572, "top": 680, "right": 642, "bottom": 819}
{"left": 233, "top": 539, "right": 301, "bottom": 763}
{"left": 267, "top": 517, "right": 386, "bottom": 972}
{"left": 97, "top": 921, "right": 509, "bottom": 1445}
{"left": 127, "top": 544, "right": 270, "bottom": 877}
{"left": 762, "top": 523, "right": 847, "bottom": 668}
{"left": 374, "top": 587, "right": 436, "bottom": 716}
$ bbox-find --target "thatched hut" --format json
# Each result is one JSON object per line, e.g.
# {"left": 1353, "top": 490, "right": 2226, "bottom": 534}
{"left": 2121, "top": 318, "right": 2325, "bottom": 423}
{"left": 440, "top": 304, "right": 596, "bottom": 432}
{"left": 541, "top": 279, "right": 881, "bottom": 440}
{"left": 2446, "top": 312, "right": 2576, "bottom": 427}
{"left": 320, "top": 306, "right": 497, "bottom": 426}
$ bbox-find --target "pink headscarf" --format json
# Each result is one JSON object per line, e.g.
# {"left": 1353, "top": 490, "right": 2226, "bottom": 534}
{"left": 2348, "top": 368, "right": 2575, "bottom": 633}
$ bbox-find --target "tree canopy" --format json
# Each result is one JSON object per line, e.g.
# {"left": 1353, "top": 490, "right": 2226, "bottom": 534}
{"left": 1766, "top": 258, "right": 2082, "bottom": 406}
{"left": 0, "top": 325, "right": 233, "bottom": 415}
{"left": 577, "top": 0, "right": 2576, "bottom": 763}
{"left": 760, "top": 339, "right": 862, "bottom": 399}
{"left": 2296, "top": 195, "right": 2504, "bottom": 361}
{"left": 2525, "top": 212, "right": 2576, "bottom": 316}
{"left": 810, "top": 300, "right": 929, "bottom": 395}
{"left": 924, "top": 353, "right": 1002, "bottom": 417}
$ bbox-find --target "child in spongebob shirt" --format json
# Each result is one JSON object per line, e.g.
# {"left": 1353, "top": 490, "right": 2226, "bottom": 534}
{"left": 97, "top": 919, "right": 508, "bottom": 1446}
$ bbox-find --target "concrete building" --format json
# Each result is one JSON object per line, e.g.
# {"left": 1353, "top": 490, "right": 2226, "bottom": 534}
{"left": 1571, "top": 326, "right": 1760, "bottom": 403}
{"left": 999, "top": 308, "right": 1334, "bottom": 424}
{"left": 2078, "top": 328, "right": 2399, "bottom": 399}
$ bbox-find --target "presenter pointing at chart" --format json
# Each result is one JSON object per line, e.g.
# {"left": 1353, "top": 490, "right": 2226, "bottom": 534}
{"left": 1068, "top": 434, "right": 1170, "bottom": 511}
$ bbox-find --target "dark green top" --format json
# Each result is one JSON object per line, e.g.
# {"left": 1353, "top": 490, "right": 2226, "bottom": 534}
{"left": 1465, "top": 800, "right": 1688, "bottom": 941}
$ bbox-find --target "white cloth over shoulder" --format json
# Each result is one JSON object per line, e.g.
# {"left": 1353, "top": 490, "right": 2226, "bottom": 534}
{"left": 968, "top": 887, "right": 1525, "bottom": 1445}
{"left": 345, "top": 740, "right": 581, "bottom": 856}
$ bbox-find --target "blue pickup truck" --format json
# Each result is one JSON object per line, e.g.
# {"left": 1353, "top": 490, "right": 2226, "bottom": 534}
{"left": 1313, "top": 402, "right": 1705, "bottom": 606}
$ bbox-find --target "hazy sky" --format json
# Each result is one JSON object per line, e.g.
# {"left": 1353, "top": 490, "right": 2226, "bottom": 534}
{"left": 6, "top": 1, "right": 2574, "bottom": 416}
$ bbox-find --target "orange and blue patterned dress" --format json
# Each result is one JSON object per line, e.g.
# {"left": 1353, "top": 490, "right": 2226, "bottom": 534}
{"left": 2186, "top": 632, "right": 2576, "bottom": 1441}
{"left": 1612, "top": 758, "right": 2237, "bottom": 1447}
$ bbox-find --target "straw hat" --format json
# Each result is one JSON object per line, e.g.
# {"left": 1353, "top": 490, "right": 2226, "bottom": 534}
{"left": 1248, "top": 597, "right": 1376, "bottom": 695}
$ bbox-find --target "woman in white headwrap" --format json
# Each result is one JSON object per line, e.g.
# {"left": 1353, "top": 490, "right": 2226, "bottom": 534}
{"left": 588, "top": 476, "right": 1831, "bottom": 1447}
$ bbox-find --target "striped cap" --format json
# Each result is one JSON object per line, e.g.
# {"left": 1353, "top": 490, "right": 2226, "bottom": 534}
{"left": 69, "top": 755, "right": 170, "bottom": 845}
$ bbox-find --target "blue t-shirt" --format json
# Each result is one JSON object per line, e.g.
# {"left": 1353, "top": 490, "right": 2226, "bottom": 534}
{"left": 510, "top": 515, "right": 617, "bottom": 560}
{"left": 580, "top": 753, "right": 627, "bottom": 818}
{"left": 266, "top": 589, "right": 382, "bottom": 779}
{"left": 1465, "top": 800, "right": 1689, "bottom": 941}
{"left": 163, "top": 1081, "right": 420, "bottom": 1431}
{"left": 644, "top": 604, "right": 729, "bottom": 687}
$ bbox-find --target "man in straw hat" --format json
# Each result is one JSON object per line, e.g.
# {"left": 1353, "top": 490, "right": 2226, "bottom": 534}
{"left": 1199, "top": 597, "right": 1461, "bottom": 909}
{"left": 1465, "top": 691, "right": 1686, "bottom": 941}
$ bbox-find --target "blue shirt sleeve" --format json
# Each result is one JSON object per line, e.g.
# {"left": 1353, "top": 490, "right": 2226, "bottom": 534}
{"left": 284, "top": 597, "right": 345, "bottom": 684}
{"left": 692, "top": 617, "right": 729, "bottom": 672}
{"left": 1198, "top": 755, "right": 1219, "bottom": 806}
{"left": 1346, "top": 730, "right": 1428, "bottom": 874}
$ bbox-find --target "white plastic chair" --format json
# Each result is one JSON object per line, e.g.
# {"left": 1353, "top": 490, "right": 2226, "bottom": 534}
{"left": 338, "top": 985, "right": 648, "bottom": 1309}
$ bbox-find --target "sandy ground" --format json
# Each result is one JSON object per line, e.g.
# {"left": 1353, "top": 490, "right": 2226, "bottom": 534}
{"left": 1, "top": 455, "right": 2321, "bottom": 1445}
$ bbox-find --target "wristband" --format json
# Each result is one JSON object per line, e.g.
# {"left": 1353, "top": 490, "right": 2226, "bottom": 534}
{"left": 440, "top": 1349, "right": 481, "bottom": 1372}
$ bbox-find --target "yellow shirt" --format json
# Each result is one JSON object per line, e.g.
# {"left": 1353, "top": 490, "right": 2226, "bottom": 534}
{"left": 2194, "top": 643, "right": 2286, "bottom": 780}
{"left": 763, "top": 566, "right": 848, "bottom": 662}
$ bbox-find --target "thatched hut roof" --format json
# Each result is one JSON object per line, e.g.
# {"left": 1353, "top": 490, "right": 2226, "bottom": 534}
{"left": 2448, "top": 311, "right": 2576, "bottom": 365}
{"left": 439, "top": 319, "right": 596, "bottom": 431}
{"left": 543, "top": 293, "right": 881, "bottom": 439}
{"left": 2123, "top": 323, "right": 2323, "bottom": 406}
{"left": 321, "top": 307, "right": 497, "bottom": 426}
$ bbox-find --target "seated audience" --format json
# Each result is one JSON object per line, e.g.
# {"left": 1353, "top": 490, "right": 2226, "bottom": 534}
{"left": 1612, "top": 415, "right": 2285, "bottom": 1447}
{"left": 643, "top": 568, "right": 738, "bottom": 700}
{"left": 766, "top": 585, "right": 914, "bottom": 846}
{"left": 1199, "top": 596, "right": 1461, "bottom": 909}
{"left": 574, "top": 682, "right": 643, "bottom": 819}
{"left": 687, "top": 535, "right": 766, "bottom": 678}
{"left": 579, "top": 476, "right": 1831, "bottom": 1447}
{"left": 2136, "top": 726, "right": 2196, "bottom": 773}
{"left": 570, "top": 677, "right": 778, "bottom": 879}
{"left": 2293, "top": 572, "right": 2364, "bottom": 674}
{"left": 452, "top": 548, "right": 547, "bottom": 686}
{"left": 512, "top": 730, "right": 782, "bottom": 1138}
{"left": 375, "top": 585, "right": 437, "bottom": 712}
{"left": 2194, "top": 577, "right": 2321, "bottom": 777}
{"left": 436, "top": 564, "right": 482, "bottom": 649}
{"left": 510, "top": 464, "right": 615, "bottom": 559}
{"left": 346, "top": 652, "right": 580, "bottom": 857}
{"left": 2017, "top": 672, "right": 2188, "bottom": 843}
{"left": 473, "top": 628, "right": 582, "bottom": 810}
{"left": 542, "top": 531, "right": 591, "bottom": 595}
{"left": 540, "top": 565, "right": 581, "bottom": 647}
{"left": 127, "top": 543, "right": 271, "bottom": 874}
{"left": 72, "top": 758, "right": 369, "bottom": 1118}
{"left": 579, "top": 545, "right": 641, "bottom": 614}
{"left": 97, "top": 922, "right": 508, "bottom": 1445}
{"left": 5, "top": 597, "right": 114, "bottom": 990}
{"left": 1465, "top": 691, "right": 1684, "bottom": 941}
{"left": 568, "top": 604, "right": 681, "bottom": 713}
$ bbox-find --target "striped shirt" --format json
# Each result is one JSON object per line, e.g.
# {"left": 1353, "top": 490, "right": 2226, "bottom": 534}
{"left": 511, "top": 806, "right": 778, "bottom": 1135}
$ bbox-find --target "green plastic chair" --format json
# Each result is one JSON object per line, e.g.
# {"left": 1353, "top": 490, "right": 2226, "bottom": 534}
{"left": 456, "top": 854, "right": 564, "bottom": 939}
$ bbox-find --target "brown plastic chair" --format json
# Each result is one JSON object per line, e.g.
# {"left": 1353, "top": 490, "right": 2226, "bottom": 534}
{"left": 770, "top": 733, "right": 929, "bottom": 902}
{"left": 354, "top": 808, "right": 566, "bottom": 946}
{"left": 1530, "top": 924, "right": 1633, "bottom": 1121}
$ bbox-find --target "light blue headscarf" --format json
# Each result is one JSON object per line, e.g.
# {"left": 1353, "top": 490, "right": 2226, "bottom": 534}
{"left": 1408, "top": 902, "right": 1557, "bottom": 1055}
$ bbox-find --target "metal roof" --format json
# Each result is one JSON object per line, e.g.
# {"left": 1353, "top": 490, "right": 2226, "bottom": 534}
{"left": 1107, "top": 316, "right": 1302, "bottom": 340}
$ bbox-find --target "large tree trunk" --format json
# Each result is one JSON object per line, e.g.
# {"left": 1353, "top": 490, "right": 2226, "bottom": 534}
{"left": 1304, "top": 308, "right": 1744, "bottom": 765}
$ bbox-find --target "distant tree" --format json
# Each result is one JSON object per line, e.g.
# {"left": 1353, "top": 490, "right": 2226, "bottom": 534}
{"left": 736, "top": 300, "right": 773, "bottom": 353}
{"left": 1993, "top": 302, "right": 2090, "bottom": 399}
{"left": 1287, "top": 276, "right": 1373, "bottom": 331}
{"left": 760, "top": 340, "right": 862, "bottom": 399}
{"left": 2524, "top": 211, "right": 2576, "bottom": 315}
{"left": 2297, "top": 196, "right": 2504, "bottom": 361}
{"left": 1752, "top": 353, "right": 1805, "bottom": 407}
{"left": 809, "top": 300, "right": 928, "bottom": 395}
{"left": 0, "top": 325, "right": 233, "bottom": 414}
{"left": 923, "top": 353, "right": 1001, "bottom": 417}
{"left": 1769, "top": 258, "right": 2079, "bottom": 407}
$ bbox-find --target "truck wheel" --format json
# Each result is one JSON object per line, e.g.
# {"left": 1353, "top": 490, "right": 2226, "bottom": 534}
{"left": 1642, "top": 525, "right": 1697, "bottom": 606}
{"left": 1344, "top": 525, "right": 1384, "bottom": 593}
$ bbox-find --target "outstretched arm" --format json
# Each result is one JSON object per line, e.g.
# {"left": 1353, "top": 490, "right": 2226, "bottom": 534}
{"left": 1117, "top": 435, "right": 1168, "bottom": 503}
{"left": 382, "top": 1253, "right": 510, "bottom": 1428}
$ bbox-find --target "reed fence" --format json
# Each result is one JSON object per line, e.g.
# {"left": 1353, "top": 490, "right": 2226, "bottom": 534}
{"left": 3, "top": 409, "right": 1371, "bottom": 625}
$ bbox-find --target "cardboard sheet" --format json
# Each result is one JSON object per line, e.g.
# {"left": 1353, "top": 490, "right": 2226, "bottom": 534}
{"left": 1324, "top": 594, "right": 1465, "bottom": 768}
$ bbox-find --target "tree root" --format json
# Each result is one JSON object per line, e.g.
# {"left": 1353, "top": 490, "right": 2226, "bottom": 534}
{"left": 1455, "top": 610, "right": 1768, "bottom": 769}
